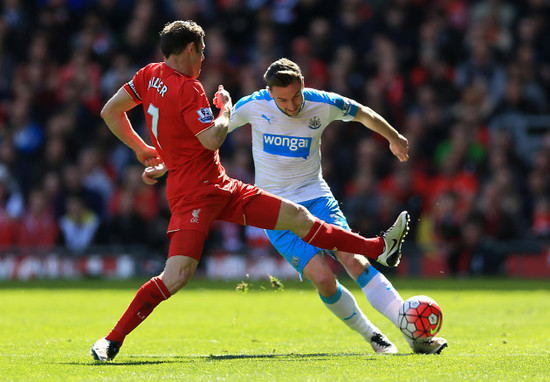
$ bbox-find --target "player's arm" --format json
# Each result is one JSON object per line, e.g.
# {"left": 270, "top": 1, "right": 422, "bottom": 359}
{"left": 101, "top": 87, "right": 162, "bottom": 166}
{"left": 353, "top": 104, "right": 409, "bottom": 162}
{"left": 196, "top": 85, "right": 233, "bottom": 151}
{"left": 228, "top": 97, "right": 249, "bottom": 133}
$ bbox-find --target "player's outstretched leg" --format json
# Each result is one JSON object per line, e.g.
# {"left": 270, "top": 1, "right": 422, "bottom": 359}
{"left": 320, "top": 281, "right": 398, "bottom": 354}
{"left": 90, "top": 275, "right": 172, "bottom": 362}
{"left": 376, "top": 211, "right": 410, "bottom": 267}
{"left": 296, "top": 210, "right": 409, "bottom": 267}
{"left": 90, "top": 254, "right": 197, "bottom": 361}
{"left": 356, "top": 265, "right": 404, "bottom": 325}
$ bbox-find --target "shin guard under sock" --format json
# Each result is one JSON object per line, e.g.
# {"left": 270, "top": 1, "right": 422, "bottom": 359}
{"left": 106, "top": 276, "right": 171, "bottom": 344}
{"left": 303, "top": 218, "right": 384, "bottom": 260}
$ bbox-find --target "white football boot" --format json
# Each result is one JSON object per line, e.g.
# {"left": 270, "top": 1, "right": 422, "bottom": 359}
{"left": 370, "top": 332, "right": 398, "bottom": 354}
{"left": 377, "top": 211, "right": 410, "bottom": 267}
{"left": 91, "top": 337, "right": 121, "bottom": 361}
{"left": 405, "top": 336, "right": 448, "bottom": 354}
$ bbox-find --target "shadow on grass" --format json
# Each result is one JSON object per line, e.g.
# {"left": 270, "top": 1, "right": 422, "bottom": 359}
{"left": 64, "top": 352, "right": 398, "bottom": 366}
{"left": 206, "top": 352, "right": 366, "bottom": 360}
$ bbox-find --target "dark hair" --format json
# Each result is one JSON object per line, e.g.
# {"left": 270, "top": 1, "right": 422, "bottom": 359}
{"left": 263, "top": 58, "right": 303, "bottom": 88}
{"left": 159, "top": 20, "right": 205, "bottom": 58}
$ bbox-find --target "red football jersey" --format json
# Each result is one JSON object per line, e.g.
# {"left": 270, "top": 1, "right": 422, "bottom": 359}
{"left": 123, "top": 62, "right": 226, "bottom": 201}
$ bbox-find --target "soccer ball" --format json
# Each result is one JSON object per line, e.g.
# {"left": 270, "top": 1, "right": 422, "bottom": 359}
{"left": 398, "top": 295, "right": 443, "bottom": 341}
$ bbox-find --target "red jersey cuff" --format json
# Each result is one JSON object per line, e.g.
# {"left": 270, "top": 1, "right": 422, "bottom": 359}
{"left": 123, "top": 81, "right": 142, "bottom": 102}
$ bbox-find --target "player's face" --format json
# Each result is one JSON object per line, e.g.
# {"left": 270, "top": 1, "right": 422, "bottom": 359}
{"left": 270, "top": 79, "right": 304, "bottom": 117}
{"left": 190, "top": 38, "right": 205, "bottom": 78}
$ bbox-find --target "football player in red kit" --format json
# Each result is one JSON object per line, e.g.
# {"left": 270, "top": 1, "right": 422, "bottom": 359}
{"left": 91, "top": 20, "right": 409, "bottom": 361}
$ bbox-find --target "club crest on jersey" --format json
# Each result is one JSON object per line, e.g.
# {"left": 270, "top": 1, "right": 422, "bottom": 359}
{"left": 190, "top": 209, "right": 201, "bottom": 223}
{"left": 263, "top": 133, "right": 311, "bottom": 159}
{"left": 308, "top": 116, "right": 321, "bottom": 130}
{"left": 196, "top": 107, "right": 214, "bottom": 123}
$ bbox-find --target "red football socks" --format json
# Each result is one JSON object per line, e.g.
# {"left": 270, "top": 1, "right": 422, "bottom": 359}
{"left": 303, "top": 218, "right": 384, "bottom": 259}
{"left": 106, "top": 276, "right": 171, "bottom": 344}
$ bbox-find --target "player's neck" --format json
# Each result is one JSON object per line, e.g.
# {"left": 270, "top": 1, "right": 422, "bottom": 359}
{"left": 164, "top": 57, "right": 193, "bottom": 78}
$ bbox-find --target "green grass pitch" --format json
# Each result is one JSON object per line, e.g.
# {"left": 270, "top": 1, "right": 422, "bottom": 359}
{"left": 1, "top": 277, "right": 549, "bottom": 381}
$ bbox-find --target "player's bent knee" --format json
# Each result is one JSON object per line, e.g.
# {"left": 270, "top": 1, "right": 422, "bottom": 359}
{"left": 295, "top": 204, "right": 313, "bottom": 221}
{"left": 304, "top": 261, "right": 338, "bottom": 297}
{"left": 161, "top": 255, "right": 198, "bottom": 294}
{"left": 291, "top": 204, "right": 316, "bottom": 231}
{"left": 275, "top": 201, "right": 315, "bottom": 235}
{"left": 312, "top": 273, "right": 338, "bottom": 297}
{"left": 161, "top": 269, "right": 193, "bottom": 294}
{"left": 337, "top": 252, "right": 369, "bottom": 275}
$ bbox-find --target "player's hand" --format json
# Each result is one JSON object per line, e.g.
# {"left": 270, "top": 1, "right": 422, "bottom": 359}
{"left": 389, "top": 133, "right": 409, "bottom": 162}
{"left": 136, "top": 145, "right": 163, "bottom": 167}
{"left": 213, "top": 85, "right": 231, "bottom": 109}
{"left": 142, "top": 163, "right": 167, "bottom": 185}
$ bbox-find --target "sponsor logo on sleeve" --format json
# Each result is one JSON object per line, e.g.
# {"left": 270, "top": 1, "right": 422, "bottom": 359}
{"left": 342, "top": 100, "right": 351, "bottom": 116}
{"left": 196, "top": 107, "right": 214, "bottom": 123}
{"left": 263, "top": 133, "right": 312, "bottom": 159}
{"left": 128, "top": 80, "right": 142, "bottom": 100}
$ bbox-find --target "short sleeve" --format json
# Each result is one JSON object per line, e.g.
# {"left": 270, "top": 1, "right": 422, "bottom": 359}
{"left": 327, "top": 92, "right": 359, "bottom": 122}
{"left": 123, "top": 66, "right": 148, "bottom": 104}
{"left": 180, "top": 80, "right": 215, "bottom": 136}
{"left": 229, "top": 101, "right": 249, "bottom": 132}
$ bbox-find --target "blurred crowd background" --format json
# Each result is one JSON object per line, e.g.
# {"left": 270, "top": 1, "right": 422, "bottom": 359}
{"left": 1, "top": 0, "right": 550, "bottom": 278}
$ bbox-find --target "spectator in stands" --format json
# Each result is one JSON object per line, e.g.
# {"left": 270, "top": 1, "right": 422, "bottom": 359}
{"left": 9, "top": 99, "right": 44, "bottom": 194}
{"left": 78, "top": 145, "right": 114, "bottom": 217}
{"left": 475, "top": 175, "right": 523, "bottom": 241}
{"left": 12, "top": 33, "right": 58, "bottom": 119}
{"left": 0, "top": 165, "right": 22, "bottom": 249}
{"left": 100, "top": 52, "right": 136, "bottom": 99}
{"left": 455, "top": 36, "right": 506, "bottom": 111}
{"left": 108, "top": 163, "right": 160, "bottom": 223}
{"left": 378, "top": 161, "right": 428, "bottom": 226}
{"left": 31, "top": 135, "right": 68, "bottom": 188}
{"left": 428, "top": 152, "right": 479, "bottom": 222}
{"left": 59, "top": 192, "right": 100, "bottom": 254}
{"left": 57, "top": 163, "right": 103, "bottom": 219}
{"left": 57, "top": 50, "right": 103, "bottom": 115}
{"left": 16, "top": 187, "right": 59, "bottom": 252}
{"left": 106, "top": 188, "right": 148, "bottom": 247}
{"left": 431, "top": 190, "right": 463, "bottom": 275}
{"left": 470, "top": 0, "right": 515, "bottom": 55}
{"left": 492, "top": 74, "right": 542, "bottom": 117}
{"left": 433, "top": 122, "right": 486, "bottom": 172}
{"left": 0, "top": 165, "right": 24, "bottom": 221}
{"left": 531, "top": 197, "right": 550, "bottom": 240}
{"left": 342, "top": 170, "right": 380, "bottom": 237}
{"left": 453, "top": 214, "right": 504, "bottom": 276}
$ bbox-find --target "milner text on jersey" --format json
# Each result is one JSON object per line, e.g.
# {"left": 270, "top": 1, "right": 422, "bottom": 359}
{"left": 148, "top": 76, "right": 168, "bottom": 97}
{"left": 263, "top": 134, "right": 312, "bottom": 159}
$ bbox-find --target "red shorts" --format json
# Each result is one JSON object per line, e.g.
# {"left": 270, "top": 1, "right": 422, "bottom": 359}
{"left": 166, "top": 176, "right": 282, "bottom": 260}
